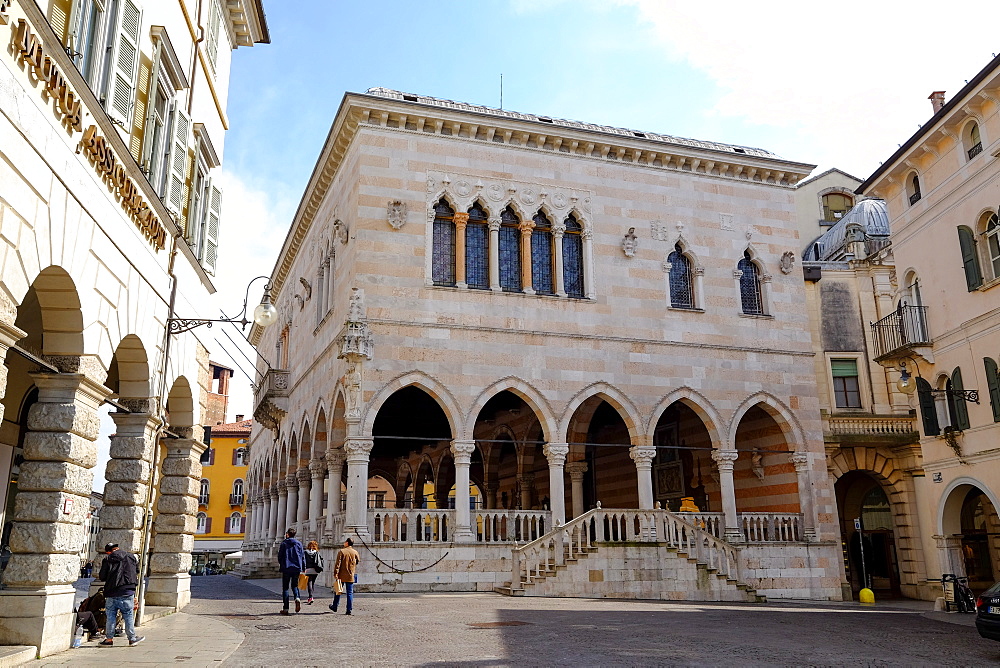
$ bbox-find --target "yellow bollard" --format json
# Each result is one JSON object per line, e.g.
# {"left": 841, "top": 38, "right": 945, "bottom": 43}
{"left": 859, "top": 588, "right": 875, "bottom": 606}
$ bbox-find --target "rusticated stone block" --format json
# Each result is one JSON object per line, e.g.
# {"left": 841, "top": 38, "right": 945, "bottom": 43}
{"left": 9, "top": 521, "right": 84, "bottom": 555}
{"left": 156, "top": 495, "right": 196, "bottom": 516}
{"left": 160, "top": 457, "right": 201, "bottom": 477}
{"left": 27, "top": 403, "right": 100, "bottom": 439}
{"left": 108, "top": 435, "right": 154, "bottom": 461}
{"left": 102, "top": 481, "right": 150, "bottom": 505}
{"left": 153, "top": 513, "right": 197, "bottom": 534}
{"left": 95, "top": 529, "right": 142, "bottom": 553}
{"left": 105, "top": 458, "right": 152, "bottom": 483}
{"left": 19, "top": 461, "right": 93, "bottom": 494}
{"left": 98, "top": 505, "right": 145, "bottom": 530}
{"left": 148, "top": 552, "right": 192, "bottom": 574}
{"left": 1, "top": 552, "right": 80, "bottom": 587}
{"left": 22, "top": 432, "right": 97, "bottom": 467}
{"left": 159, "top": 476, "right": 199, "bottom": 497}
{"left": 152, "top": 532, "right": 193, "bottom": 553}
{"left": 12, "top": 491, "right": 89, "bottom": 523}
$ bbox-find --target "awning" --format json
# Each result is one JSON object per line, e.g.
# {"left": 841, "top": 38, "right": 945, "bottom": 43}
{"left": 224, "top": 551, "right": 243, "bottom": 559}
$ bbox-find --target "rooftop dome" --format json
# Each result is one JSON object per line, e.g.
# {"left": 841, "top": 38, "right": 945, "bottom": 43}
{"left": 806, "top": 199, "right": 890, "bottom": 261}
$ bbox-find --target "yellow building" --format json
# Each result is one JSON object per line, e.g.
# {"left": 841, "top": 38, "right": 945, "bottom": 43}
{"left": 193, "top": 417, "right": 250, "bottom": 571}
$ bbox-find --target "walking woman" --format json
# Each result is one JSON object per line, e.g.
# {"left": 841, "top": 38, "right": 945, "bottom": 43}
{"left": 303, "top": 541, "right": 324, "bottom": 604}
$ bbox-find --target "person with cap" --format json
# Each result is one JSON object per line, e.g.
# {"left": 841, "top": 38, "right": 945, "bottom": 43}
{"left": 97, "top": 543, "right": 144, "bottom": 647}
{"left": 277, "top": 528, "right": 306, "bottom": 615}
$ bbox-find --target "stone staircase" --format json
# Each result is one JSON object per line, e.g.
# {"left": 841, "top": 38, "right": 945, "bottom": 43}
{"left": 235, "top": 558, "right": 281, "bottom": 579}
{"left": 495, "top": 508, "right": 764, "bottom": 603}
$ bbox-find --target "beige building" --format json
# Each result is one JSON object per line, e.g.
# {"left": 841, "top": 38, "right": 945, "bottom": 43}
{"left": 0, "top": 0, "right": 267, "bottom": 657}
{"left": 794, "top": 167, "right": 863, "bottom": 255}
{"left": 242, "top": 89, "right": 845, "bottom": 602}
{"left": 859, "top": 59, "right": 1000, "bottom": 598}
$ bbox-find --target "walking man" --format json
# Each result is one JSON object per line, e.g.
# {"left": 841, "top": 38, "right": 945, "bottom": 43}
{"left": 329, "top": 537, "right": 360, "bottom": 615}
{"left": 97, "top": 543, "right": 144, "bottom": 647}
{"left": 278, "top": 528, "right": 306, "bottom": 615}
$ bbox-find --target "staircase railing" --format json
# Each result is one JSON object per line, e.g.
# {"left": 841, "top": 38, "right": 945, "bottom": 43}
{"left": 511, "top": 507, "right": 741, "bottom": 589}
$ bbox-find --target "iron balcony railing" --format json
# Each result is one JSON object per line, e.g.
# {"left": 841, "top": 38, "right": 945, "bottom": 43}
{"left": 229, "top": 494, "right": 244, "bottom": 506}
{"left": 198, "top": 494, "right": 210, "bottom": 506}
{"left": 871, "top": 304, "right": 930, "bottom": 360}
{"left": 968, "top": 142, "right": 983, "bottom": 159}
{"left": 909, "top": 191, "right": 922, "bottom": 205}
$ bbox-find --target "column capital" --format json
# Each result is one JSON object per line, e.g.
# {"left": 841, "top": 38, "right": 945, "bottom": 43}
{"left": 296, "top": 468, "right": 311, "bottom": 485}
{"left": 517, "top": 473, "right": 534, "bottom": 485}
{"left": 488, "top": 217, "right": 501, "bottom": 232}
{"left": 326, "top": 448, "right": 345, "bottom": 468}
{"left": 309, "top": 459, "right": 327, "bottom": 478}
{"left": 450, "top": 439, "right": 477, "bottom": 463}
{"left": 565, "top": 461, "right": 588, "bottom": 478}
{"left": 629, "top": 445, "right": 657, "bottom": 468}
{"left": 552, "top": 224, "right": 565, "bottom": 238}
{"left": 518, "top": 220, "right": 535, "bottom": 236}
{"left": 285, "top": 473, "right": 298, "bottom": 488}
{"left": 543, "top": 442, "right": 569, "bottom": 465}
{"left": 453, "top": 211, "right": 470, "bottom": 229}
{"left": 163, "top": 437, "right": 207, "bottom": 459}
{"left": 712, "top": 449, "right": 739, "bottom": 469}
{"left": 790, "top": 453, "right": 810, "bottom": 471}
{"left": 277, "top": 479, "right": 288, "bottom": 495}
{"left": 344, "top": 438, "right": 374, "bottom": 462}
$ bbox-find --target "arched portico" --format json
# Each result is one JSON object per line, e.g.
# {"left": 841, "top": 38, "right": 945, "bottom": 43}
{"left": 938, "top": 478, "right": 1000, "bottom": 593}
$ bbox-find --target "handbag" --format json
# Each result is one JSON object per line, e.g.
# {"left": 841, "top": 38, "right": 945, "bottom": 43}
{"left": 297, "top": 572, "right": 309, "bottom": 591}
{"left": 334, "top": 578, "right": 343, "bottom": 595}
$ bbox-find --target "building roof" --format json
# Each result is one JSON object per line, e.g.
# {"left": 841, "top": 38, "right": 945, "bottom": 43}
{"left": 795, "top": 167, "right": 864, "bottom": 189}
{"left": 210, "top": 419, "right": 252, "bottom": 437}
{"left": 805, "top": 198, "right": 889, "bottom": 261}
{"left": 366, "top": 87, "right": 780, "bottom": 159}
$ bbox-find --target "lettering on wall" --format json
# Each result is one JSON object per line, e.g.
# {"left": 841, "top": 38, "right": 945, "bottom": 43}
{"left": 78, "top": 125, "right": 168, "bottom": 250}
{"left": 13, "top": 20, "right": 83, "bottom": 132}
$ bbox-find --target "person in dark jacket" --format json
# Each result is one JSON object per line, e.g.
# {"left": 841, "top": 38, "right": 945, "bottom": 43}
{"left": 96, "top": 543, "right": 144, "bottom": 646}
{"left": 277, "top": 528, "right": 306, "bottom": 614}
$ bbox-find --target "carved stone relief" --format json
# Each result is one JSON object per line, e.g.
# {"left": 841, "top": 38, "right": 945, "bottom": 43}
{"left": 779, "top": 251, "right": 795, "bottom": 275}
{"left": 387, "top": 200, "right": 407, "bottom": 230}
{"left": 622, "top": 227, "right": 638, "bottom": 258}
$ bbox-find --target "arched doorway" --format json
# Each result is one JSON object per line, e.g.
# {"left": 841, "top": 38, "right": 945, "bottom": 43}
{"left": 473, "top": 390, "right": 547, "bottom": 511}
{"left": 651, "top": 401, "right": 714, "bottom": 512}
{"left": 565, "top": 396, "right": 634, "bottom": 510}
{"left": 835, "top": 471, "right": 901, "bottom": 598}
{"left": 959, "top": 488, "right": 1000, "bottom": 591}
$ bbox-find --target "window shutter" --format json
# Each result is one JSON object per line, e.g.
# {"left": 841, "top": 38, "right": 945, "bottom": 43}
{"left": 202, "top": 180, "right": 222, "bottom": 275}
{"left": 232, "top": 448, "right": 238, "bottom": 466}
{"left": 140, "top": 40, "right": 164, "bottom": 173}
{"left": 831, "top": 359, "right": 858, "bottom": 377}
{"left": 208, "top": 448, "right": 215, "bottom": 466}
{"left": 224, "top": 517, "right": 231, "bottom": 534}
{"left": 105, "top": 0, "right": 142, "bottom": 127}
{"left": 917, "top": 378, "right": 940, "bottom": 436}
{"left": 986, "top": 358, "right": 1000, "bottom": 422}
{"left": 952, "top": 367, "right": 971, "bottom": 430}
{"left": 206, "top": 0, "right": 221, "bottom": 70}
{"left": 67, "top": 0, "right": 84, "bottom": 56}
{"left": 205, "top": 517, "right": 212, "bottom": 534}
{"left": 164, "top": 106, "right": 192, "bottom": 218}
{"left": 958, "top": 226, "right": 983, "bottom": 290}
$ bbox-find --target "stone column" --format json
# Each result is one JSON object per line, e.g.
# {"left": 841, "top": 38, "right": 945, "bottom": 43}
{"left": 543, "top": 443, "right": 569, "bottom": 525}
{"left": 344, "top": 439, "right": 373, "bottom": 539}
{"left": 488, "top": 217, "right": 501, "bottom": 291}
{"left": 266, "top": 487, "right": 278, "bottom": 542}
{"left": 0, "top": 371, "right": 107, "bottom": 657}
{"left": 553, "top": 224, "right": 566, "bottom": 297}
{"left": 582, "top": 228, "right": 595, "bottom": 298}
{"left": 284, "top": 474, "right": 298, "bottom": 532}
{"left": 450, "top": 440, "right": 476, "bottom": 542}
{"left": 791, "top": 453, "right": 818, "bottom": 541}
{"left": 0, "top": 316, "right": 26, "bottom": 424}
{"left": 712, "top": 450, "right": 741, "bottom": 542}
{"left": 454, "top": 211, "right": 469, "bottom": 289}
{"left": 296, "top": 468, "right": 310, "bottom": 530}
{"left": 518, "top": 474, "right": 534, "bottom": 510}
{"left": 274, "top": 479, "right": 288, "bottom": 538}
{"left": 518, "top": 219, "right": 536, "bottom": 294}
{"left": 483, "top": 484, "right": 496, "bottom": 510}
{"left": 326, "top": 449, "right": 345, "bottom": 539}
{"left": 95, "top": 409, "right": 159, "bottom": 586}
{"left": 147, "top": 436, "right": 206, "bottom": 610}
{"left": 308, "top": 460, "right": 325, "bottom": 538}
{"left": 566, "top": 462, "right": 588, "bottom": 519}
{"left": 630, "top": 446, "right": 657, "bottom": 510}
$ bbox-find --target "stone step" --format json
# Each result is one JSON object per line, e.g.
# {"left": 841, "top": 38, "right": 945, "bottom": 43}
{"left": 493, "top": 586, "right": 524, "bottom": 596}
{"left": 0, "top": 645, "right": 35, "bottom": 667}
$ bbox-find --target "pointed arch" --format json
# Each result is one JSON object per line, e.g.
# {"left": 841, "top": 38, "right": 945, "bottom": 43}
{"left": 648, "top": 387, "right": 725, "bottom": 448}
{"left": 727, "top": 392, "right": 805, "bottom": 452}
{"left": 361, "top": 370, "right": 462, "bottom": 439}
{"left": 558, "top": 382, "right": 642, "bottom": 444}
{"left": 466, "top": 377, "right": 555, "bottom": 443}
{"left": 299, "top": 418, "right": 313, "bottom": 463}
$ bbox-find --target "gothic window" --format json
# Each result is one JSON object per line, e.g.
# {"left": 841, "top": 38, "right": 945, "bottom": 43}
{"left": 432, "top": 199, "right": 456, "bottom": 286}
{"left": 667, "top": 244, "right": 694, "bottom": 308}
{"left": 986, "top": 213, "right": 1000, "bottom": 280}
{"left": 738, "top": 251, "right": 764, "bottom": 315}
{"left": 957, "top": 225, "right": 983, "bottom": 290}
{"left": 499, "top": 206, "right": 522, "bottom": 292}
{"left": 531, "top": 211, "right": 554, "bottom": 295}
{"left": 563, "top": 214, "right": 584, "bottom": 298}
{"left": 466, "top": 203, "right": 489, "bottom": 290}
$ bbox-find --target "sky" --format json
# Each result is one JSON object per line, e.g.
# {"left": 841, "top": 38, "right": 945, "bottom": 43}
{"left": 197, "top": 0, "right": 1000, "bottom": 432}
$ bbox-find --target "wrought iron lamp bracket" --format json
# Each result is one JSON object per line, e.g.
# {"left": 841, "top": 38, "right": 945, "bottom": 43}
{"left": 929, "top": 389, "right": 980, "bottom": 404}
{"left": 167, "top": 316, "right": 252, "bottom": 335}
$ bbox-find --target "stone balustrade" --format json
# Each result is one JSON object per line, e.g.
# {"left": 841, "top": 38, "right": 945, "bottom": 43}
{"left": 677, "top": 511, "right": 803, "bottom": 543}
{"left": 365, "top": 509, "right": 550, "bottom": 544}
{"left": 824, "top": 414, "right": 917, "bottom": 437}
{"left": 473, "top": 510, "right": 548, "bottom": 543}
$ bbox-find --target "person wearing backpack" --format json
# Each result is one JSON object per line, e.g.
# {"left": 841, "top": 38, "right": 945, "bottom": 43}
{"left": 303, "top": 541, "right": 324, "bottom": 604}
{"left": 97, "top": 543, "right": 144, "bottom": 647}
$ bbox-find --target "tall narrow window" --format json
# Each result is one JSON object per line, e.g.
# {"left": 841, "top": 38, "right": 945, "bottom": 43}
{"left": 229, "top": 512, "right": 243, "bottom": 534}
{"left": 499, "top": 206, "right": 521, "bottom": 292}
{"left": 466, "top": 203, "right": 489, "bottom": 290}
{"left": 986, "top": 213, "right": 1000, "bottom": 280}
{"left": 68, "top": 0, "right": 110, "bottom": 88}
{"left": 232, "top": 478, "right": 244, "bottom": 500}
{"left": 738, "top": 251, "right": 763, "bottom": 315}
{"left": 196, "top": 512, "right": 208, "bottom": 534}
{"left": 957, "top": 225, "right": 983, "bottom": 290}
{"left": 967, "top": 122, "right": 983, "bottom": 159}
{"left": 530, "top": 212, "right": 554, "bottom": 295}
{"left": 199, "top": 479, "right": 210, "bottom": 505}
{"left": 563, "top": 214, "right": 584, "bottom": 298}
{"left": 908, "top": 174, "right": 921, "bottom": 205}
{"left": 432, "top": 199, "right": 456, "bottom": 286}
{"left": 917, "top": 378, "right": 940, "bottom": 436}
{"left": 831, "top": 359, "right": 862, "bottom": 409}
{"left": 667, "top": 244, "right": 694, "bottom": 308}
{"left": 234, "top": 447, "right": 246, "bottom": 466}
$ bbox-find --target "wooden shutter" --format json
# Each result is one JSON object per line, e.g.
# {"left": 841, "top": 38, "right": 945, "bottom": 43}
{"left": 202, "top": 180, "right": 222, "bottom": 275}
{"left": 232, "top": 448, "right": 238, "bottom": 466}
{"left": 224, "top": 517, "right": 231, "bottom": 534}
{"left": 204, "top": 517, "right": 212, "bottom": 534}
{"left": 917, "top": 378, "right": 940, "bottom": 436}
{"left": 164, "top": 106, "right": 192, "bottom": 218}
{"left": 958, "top": 226, "right": 983, "bottom": 290}
{"left": 105, "top": 0, "right": 142, "bottom": 127}
{"left": 986, "top": 358, "right": 1000, "bottom": 422}
{"left": 208, "top": 448, "right": 215, "bottom": 466}
{"left": 952, "top": 367, "right": 971, "bottom": 430}
{"left": 140, "top": 40, "right": 164, "bottom": 173}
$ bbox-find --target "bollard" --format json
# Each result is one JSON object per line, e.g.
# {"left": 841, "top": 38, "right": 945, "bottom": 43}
{"left": 859, "top": 587, "right": 875, "bottom": 606}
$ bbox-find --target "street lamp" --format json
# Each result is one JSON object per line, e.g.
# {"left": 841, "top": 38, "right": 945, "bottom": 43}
{"left": 896, "top": 363, "right": 917, "bottom": 395}
{"left": 167, "top": 276, "right": 277, "bottom": 334}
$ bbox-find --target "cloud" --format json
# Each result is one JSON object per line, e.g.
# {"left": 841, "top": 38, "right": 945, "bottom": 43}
{"left": 616, "top": 0, "right": 1000, "bottom": 176}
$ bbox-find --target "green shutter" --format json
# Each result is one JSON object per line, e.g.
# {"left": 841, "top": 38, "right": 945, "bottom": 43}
{"left": 917, "top": 378, "right": 940, "bottom": 436}
{"left": 958, "top": 226, "right": 983, "bottom": 290}
{"left": 985, "top": 357, "right": 1000, "bottom": 423}
{"left": 952, "top": 367, "right": 971, "bottom": 430}
{"left": 831, "top": 359, "right": 859, "bottom": 377}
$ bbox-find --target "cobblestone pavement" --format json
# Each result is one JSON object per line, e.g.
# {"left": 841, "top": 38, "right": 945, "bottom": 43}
{"left": 170, "top": 575, "right": 1000, "bottom": 667}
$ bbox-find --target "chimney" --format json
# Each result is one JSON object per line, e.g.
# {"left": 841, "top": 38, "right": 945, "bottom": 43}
{"left": 236, "top": 414, "right": 244, "bottom": 422}
{"left": 928, "top": 91, "right": 946, "bottom": 114}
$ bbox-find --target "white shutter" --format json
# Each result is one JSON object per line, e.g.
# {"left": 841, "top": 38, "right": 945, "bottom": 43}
{"left": 105, "top": 0, "right": 142, "bottom": 127}
{"left": 163, "top": 105, "right": 192, "bottom": 218}
{"left": 67, "top": 0, "right": 84, "bottom": 59}
{"left": 140, "top": 40, "right": 163, "bottom": 174}
{"left": 202, "top": 179, "right": 222, "bottom": 275}
{"left": 206, "top": 0, "right": 221, "bottom": 70}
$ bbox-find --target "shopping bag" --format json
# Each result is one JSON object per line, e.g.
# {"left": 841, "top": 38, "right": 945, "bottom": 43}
{"left": 297, "top": 572, "right": 309, "bottom": 591}
{"left": 334, "top": 578, "right": 343, "bottom": 595}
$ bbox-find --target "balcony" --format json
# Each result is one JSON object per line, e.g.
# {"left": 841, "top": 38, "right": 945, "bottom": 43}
{"left": 909, "top": 191, "right": 922, "bottom": 205}
{"left": 968, "top": 142, "right": 983, "bottom": 159}
{"left": 823, "top": 414, "right": 919, "bottom": 445}
{"left": 253, "top": 369, "right": 290, "bottom": 431}
{"left": 229, "top": 494, "right": 245, "bottom": 506}
{"left": 871, "top": 304, "right": 932, "bottom": 362}
{"left": 198, "top": 494, "right": 210, "bottom": 506}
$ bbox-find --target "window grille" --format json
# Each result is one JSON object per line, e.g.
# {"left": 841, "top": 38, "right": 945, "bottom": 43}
{"left": 668, "top": 244, "right": 694, "bottom": 308}
{"left": 466, "top": 203, "right": 489, "bottom": 289}
{"left": 563, "top": 215, "right": 584, "bottom": 298}
{"left": 531, "top": 212, "right": 554, "bottom": 294}
{"left": 432, "top": 199, "right": 456, "bottom": 286}
{"left": 499, "top": 207, "right": 521, "bottom": 292}
{"left": 738, "top": 251, "right": 763, "bottom": 315}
